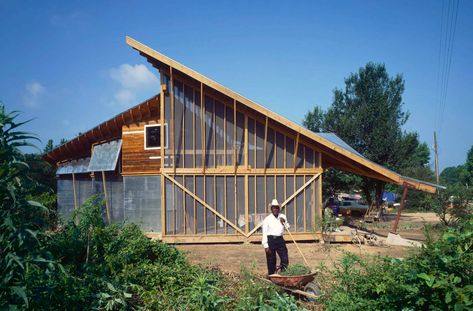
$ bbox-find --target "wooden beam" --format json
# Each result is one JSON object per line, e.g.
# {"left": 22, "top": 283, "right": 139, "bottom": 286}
{"left": 162, "top": 173, "right": 246, "bottom": 236}
{"left": 201, "top": 83, "right": 205, "bottom": 174}
{"left": 102, "top": 171, "right": 111, "bottom": 224}
{"left": 170, "top": 67, "right": 175, "bottom": 173}
{"left": 391, "top": 185, "right": 409, "bottom": 233}
{"left": 263, "top": 116, "right": 268, "bottom": 174}
{"left": 247, "top": 173, "right": 321, "bottom": 237}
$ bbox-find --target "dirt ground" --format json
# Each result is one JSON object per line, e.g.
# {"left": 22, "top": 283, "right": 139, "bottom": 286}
{"left": 177, "top": 212, "right": 440, "bottom": 275}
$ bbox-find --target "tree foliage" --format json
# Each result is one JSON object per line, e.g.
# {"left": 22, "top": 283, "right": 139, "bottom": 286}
{"left": 303, "top": 63, "right": 433, "bottom": 205}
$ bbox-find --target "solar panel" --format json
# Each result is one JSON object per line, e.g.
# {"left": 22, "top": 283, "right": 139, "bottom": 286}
{"left": 88, "top": 139, "right": 122, "bottom": 172}
{"left": 56, "top": 157, "right": 91, "bottom": 175}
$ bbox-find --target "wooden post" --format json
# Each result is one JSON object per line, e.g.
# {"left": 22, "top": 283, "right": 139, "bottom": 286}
{"left": 102, "top": 171, "right": 111, "bottom": 224}
{"left": 72, "top": 172, "right": 78, "bottom": 210}
{"left": 294, "top": 133, "right": 300, "bottom": 173}
{"left": 391, "top": 185, "right": 408, "bottom": 233}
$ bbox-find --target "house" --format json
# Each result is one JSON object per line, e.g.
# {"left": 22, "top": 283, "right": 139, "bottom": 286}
{"left": 43, "top": 37, "right": 441, "bottom": 243}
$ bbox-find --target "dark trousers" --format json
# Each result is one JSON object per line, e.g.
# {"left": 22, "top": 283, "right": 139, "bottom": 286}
{"left": 265, "top": 235, "right": 289, "bottom": 275}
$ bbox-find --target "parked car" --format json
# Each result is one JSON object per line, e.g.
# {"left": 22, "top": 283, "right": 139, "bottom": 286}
{"left": 339, "top": 200, "right": 369, "bottom": 215}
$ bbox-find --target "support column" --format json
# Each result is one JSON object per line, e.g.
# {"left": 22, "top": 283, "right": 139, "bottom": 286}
{"left": 391, "top": 185, "right": 408, "bottom": 233}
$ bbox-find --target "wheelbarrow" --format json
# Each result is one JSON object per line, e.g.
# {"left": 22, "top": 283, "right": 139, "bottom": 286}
{"left": 258, "top": 271, "right": 321, "bottom": 301}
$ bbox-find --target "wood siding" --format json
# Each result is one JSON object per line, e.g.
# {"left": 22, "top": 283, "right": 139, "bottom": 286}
{"left": 122, "top": 120, "right": 162, "bottom": 175}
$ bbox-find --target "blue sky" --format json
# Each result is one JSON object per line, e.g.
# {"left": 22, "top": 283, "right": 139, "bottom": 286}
{"left": 1, "top": 0, "right": 472, "bottom": 171}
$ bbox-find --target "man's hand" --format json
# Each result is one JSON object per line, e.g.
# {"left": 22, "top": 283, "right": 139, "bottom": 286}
{"left": 280, "top": 218, "right": 286, "bottom": 225}
{"left": 265, "top": 247, "right": 271, "bottom": 255}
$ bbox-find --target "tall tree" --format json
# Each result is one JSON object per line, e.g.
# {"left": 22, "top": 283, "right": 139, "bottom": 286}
{"left": 302, "top": 106, "right": 325, "bottom": 132}
{"left": 321, "top": 63, "right": 412, "bottom": 206}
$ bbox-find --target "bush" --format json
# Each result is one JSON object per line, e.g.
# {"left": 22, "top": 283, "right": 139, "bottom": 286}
{"left": 280, "top": 264, "right": 311, "bottom": 276}
{"left": 322, "top": 214, "right": 473, "bottom": 310}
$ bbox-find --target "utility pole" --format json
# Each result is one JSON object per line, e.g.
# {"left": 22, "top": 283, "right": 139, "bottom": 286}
{"left": 434, "top": 131, "right": 439, "bottom": 184}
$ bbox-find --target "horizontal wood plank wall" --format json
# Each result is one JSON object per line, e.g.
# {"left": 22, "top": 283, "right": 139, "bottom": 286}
{"left": 122, "top": 119, "right": 162, "bottom": 175}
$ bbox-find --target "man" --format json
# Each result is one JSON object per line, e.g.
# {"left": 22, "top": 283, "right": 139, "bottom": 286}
{"left": 262, "top": 199, "right": 289, "bottom": 275}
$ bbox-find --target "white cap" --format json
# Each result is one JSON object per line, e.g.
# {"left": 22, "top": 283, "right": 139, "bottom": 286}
{"left": 270, "top": 199, "right": 280, "bottom": 207}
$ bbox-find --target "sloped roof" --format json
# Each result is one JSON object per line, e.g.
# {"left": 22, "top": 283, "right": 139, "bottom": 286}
{"left": 43, "top": 95, "right": 159, "bottom": 164}
{"left": 126, "top": 36, "right": 443, "bottom": 193}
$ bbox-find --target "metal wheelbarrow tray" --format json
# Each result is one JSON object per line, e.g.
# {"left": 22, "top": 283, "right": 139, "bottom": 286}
{"left": 268, "top": 272, "right": 317, "bottom": 288}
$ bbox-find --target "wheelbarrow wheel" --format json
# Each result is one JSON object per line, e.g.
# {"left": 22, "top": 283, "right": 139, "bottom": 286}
{"left": 304, "top": 282, "right": 321, "bottom": 302}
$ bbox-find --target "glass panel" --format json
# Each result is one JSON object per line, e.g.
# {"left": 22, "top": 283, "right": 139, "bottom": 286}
{"left": 315, "top": 151, "right": 320, "bottom": 168}
{"left": 226, "top": 176, "right": 235, "bottom": 234}
{"left": 255, "top": 176, "right": 265, "bottom": 227}
{"left": 236, "top": 176, "right": 245, "bottom": 230}
{"left": 236, "top": 111, "right": 245, "bottom": 166}
{"left": 195, "top": 176, "right": 205, "bottom": 233}
{"left": 215, "top": 102, "right": 225, "bottom": 167}
{"left": 296, "top": 176, "right": 304, "bottom": 232}
{"left": 195, "top": 90, "right": 203, "bottom": 167}
{"left": 225, "top": 105, "right": 234, "bottom": 166}
{"left": 88, "top": 140, "right": 122, "bottom": 172}
{"left": 205, "top": 176, "right": 215, "bottom": 233}
{"left": 248, "top": 176, "right": 255, "bottom": 230}
{"left": 205, "top": 96, "right": 215, "bottom": 167}
{"left": 305, "top": 146, "right": 314, "bottom": 168}
{"left": 248, "top": 118, "right": 255, "bottom": 168}
{"left": 215, "top": 176, "right": 225, "bottom": 233}
{"left": 285, "top": 175, "right": 295, "bottom": 227}
{"left": 184, "top": 85, "right": 194, "bottom": 168}
{"left": 255, "top": 121, "right": 265, "bottom": 168}
{"left": 276, "top": 131, "right": 284, "bottom": 168}
{"left": 286, "top": 136, "right": 294, "bottom": 168}
{"left": 174, "top": 80, "right": 184, "bottom": 168}
{"left": 266, "top": 128, "right": 275, "bottom": 168}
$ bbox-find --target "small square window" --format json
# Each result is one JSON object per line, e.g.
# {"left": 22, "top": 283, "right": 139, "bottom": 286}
{"left": 144, "top": 124, "right": 167, "bottom": 150}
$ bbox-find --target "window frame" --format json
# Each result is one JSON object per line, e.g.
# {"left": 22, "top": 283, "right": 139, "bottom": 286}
{"left": 144, "top": 123, "right": 168, "bottom": 150}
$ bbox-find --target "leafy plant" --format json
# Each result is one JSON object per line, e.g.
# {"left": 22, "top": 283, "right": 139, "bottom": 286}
{"left": 279, "top": 264, "right": 311, "bottom": 276}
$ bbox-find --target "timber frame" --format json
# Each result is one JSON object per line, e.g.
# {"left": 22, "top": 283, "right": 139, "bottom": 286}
{"left": 44, "top": 36, "right": 443, "bottom": 244}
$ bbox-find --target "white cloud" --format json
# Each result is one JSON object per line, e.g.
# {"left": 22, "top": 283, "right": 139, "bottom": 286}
{"left": 23, "top": 81, "right": 45, "bottom": 108}
{"left": 109, "top": 64, "right": 159, "bottom": 107}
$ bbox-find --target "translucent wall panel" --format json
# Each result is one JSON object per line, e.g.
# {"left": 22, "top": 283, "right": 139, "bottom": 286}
{"left": 248, "top": 176, "right": 255, "bottom": 230}
{"left": 256, "top": 121, "right": 265, "bottom": 168}
{"left": 174, "top": 81, "right": 184, "bottom": 168}
{"left": 184, "top": 176, "right": 195, "bottom": 233}
{"left": 184, "top": 85, "right": 194, "bottom": 168}
{"left": 276, "top": 131, "right": 285, "bottom": 168}
{"left": 215, "top": 102, "right": 225, "bottom": 166}
{"left": 57, "top": 177, "right": 74, "bottom": 220}
{"left": 165, "top": 178, "right": 174, "bottom": 234}
{"left": 174, "top": 176, "right": 184, "bottom": 234}
{"left": 205, "top": 97, "right": 215, "bottom": 167}
{"left": 236, "top": 111, "right": 245, "bottom": 166}
{"left": 305, "top": 146, "right": 314, "bottom": 168}
{"left": 296, "top": 144, "right": 304, "bottom": 169}
{"left": 78, "top": 176, "right": 95, "bottom": 207}
{"left": 315, "top": 176, "right": 322, "bottom": 231}
{"left": 266, "top": 128, "right": 275, "bottom": 168}
{"left": 225, "top": 106, "right": 234, "bottom": 166}
{"left": 276, "top": 175, "right": 285, "bottom": 206}
{"left": 266, "top": 176, "right": 275, "bottom": 206}
{"left": 205, "top": 176, "right": 215, "bottom": 233}
{"left": 226, "top": 176, "right": 235, "bottom": 234}
{"left": 285, "top": 175, "right": 295, "bottom": 227}
{"left": 215, "top": 176, "right": 225, "bottom": 233}
{"left": 255, "top": 176, "right": 265, "bottom": 226}
{"left": 95, "top": 174, "right": 123, "bottom": 224}
{"left": 296, "top": 176, "right": 304, "bottom": 232}
{"left": 286, "top": 136, "right": 295, "bottom": 168}
{"left": 236, "top": 176, "right": 245, "bottom": 231}
{"left": 124, "top": 176, "right": 161, "bottom": 233}
{"left": 305, "top": 175, "right": 314, "bottom": 231}
{"left": 195, "top": 176, "right": 205, "bottom": 233}
{"left": 248, "top": 118, "right": 255, "bottom": 168}
{"left": 315, "top": 151, "right": 321, "bottom": 168}
{"left": 195, "top": 91, "right": 203, "bottom": 168}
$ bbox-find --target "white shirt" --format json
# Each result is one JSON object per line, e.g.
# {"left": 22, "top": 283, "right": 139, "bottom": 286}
{"left": 261, "top": 213, "right": 289, "bottom": 248}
